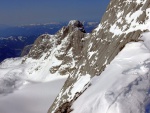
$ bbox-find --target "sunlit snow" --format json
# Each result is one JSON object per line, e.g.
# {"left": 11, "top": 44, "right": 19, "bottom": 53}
{"left": 71, "top": 32, "right": 150, "bottom": 113}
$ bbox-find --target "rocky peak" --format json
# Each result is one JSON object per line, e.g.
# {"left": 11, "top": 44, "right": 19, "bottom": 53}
{"left": 68, "top": 20, "right": 86, "bottom": 33}
{"left": 25, "top": 20, "right": 86, "bottom": 60}
{"left": 22, "top": 20, "right": 86, "bottom": 78}
{"left": 68, "top": 20, "right": 83, "bottom": 27}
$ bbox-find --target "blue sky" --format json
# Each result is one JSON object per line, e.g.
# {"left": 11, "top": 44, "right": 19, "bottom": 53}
{"left": 0, "top": 0, "right": 110, "bottom": 25}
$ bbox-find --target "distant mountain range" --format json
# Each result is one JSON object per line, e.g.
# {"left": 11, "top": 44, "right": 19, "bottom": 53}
{"left": 0, "top": 21, "right": 99, "bottom": 62}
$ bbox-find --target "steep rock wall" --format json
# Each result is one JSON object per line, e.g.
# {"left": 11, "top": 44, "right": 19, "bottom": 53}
{"left": 48, "top": 0, "right": 150, "bottom": 113}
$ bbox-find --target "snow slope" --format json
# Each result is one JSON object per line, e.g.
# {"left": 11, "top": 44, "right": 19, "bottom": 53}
{"left": 0, "top": 78, "right": 66, "bottom": 113}
{"left": 71, "top": 32, "right": 150, "bottom": 113}
{"left": 0, "top": 57, "right": 67, "bottom": 113}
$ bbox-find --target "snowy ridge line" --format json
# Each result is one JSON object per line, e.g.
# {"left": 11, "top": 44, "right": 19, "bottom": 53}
{"left": 54, "top": 80, "right": 92, "bottom": 113}
{"left": 71, "top": 32, "right": 150, "bottom": 113}
{"left": 49, "top": 74, "right": 92, "bottom": 113}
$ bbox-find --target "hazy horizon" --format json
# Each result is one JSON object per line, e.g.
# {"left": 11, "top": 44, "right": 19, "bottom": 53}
{"left": 0, "top": 20, "right": 99, "bottom": 27}
{"left": 0, "top": 0, "right": 110, "bottom": 26}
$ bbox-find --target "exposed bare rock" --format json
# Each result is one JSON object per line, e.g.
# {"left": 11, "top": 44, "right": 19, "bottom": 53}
{"left": 48, "top": 0, "right": 150, "bottom": 113}
{"left": 23, "top": 20, "right": 86, "bottom": 78}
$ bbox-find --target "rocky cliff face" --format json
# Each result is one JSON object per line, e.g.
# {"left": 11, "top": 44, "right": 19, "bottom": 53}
{"left": 22, "top": 20, "right": 86, "bottom": 80}
{"left": 48, "top": 0, "right": 150, "bottom": 113}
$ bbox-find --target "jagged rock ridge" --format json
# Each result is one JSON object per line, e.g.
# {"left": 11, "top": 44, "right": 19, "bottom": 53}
{"left": 22, "top": 20, "right": 86, "bottom": 80}
{"left": 48, "top": 0, "right": 150, "bottom": 113}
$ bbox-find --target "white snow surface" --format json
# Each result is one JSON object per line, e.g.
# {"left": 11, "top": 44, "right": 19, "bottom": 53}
{"left": 71, "top": 32, "right": 150, "bottom": 113}
{"left": 71, "top": 74, "right": 91, "bottom": 97}
{"left": 0, "top": 56, "right": 68, "bottom": 113}
{"left": 0, "top": 78, "right": 66, "bottom": 113}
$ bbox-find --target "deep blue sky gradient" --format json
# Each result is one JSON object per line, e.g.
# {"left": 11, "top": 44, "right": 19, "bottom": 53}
{"left": 0, "top": 0, "right": 110, "bottom": 25}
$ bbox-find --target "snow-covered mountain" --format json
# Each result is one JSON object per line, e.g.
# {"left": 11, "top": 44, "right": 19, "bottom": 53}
{"left": 0, "top": 0, "right": 150, "bottom": 113}
{"left": 48, "top": 0, "right": 150, "bottom": 113}
{"left": 0, "top": 20, "right": 86, "bottom": 113}
{"left": 0, "top": 21, "right": 98, "bottom": 62}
